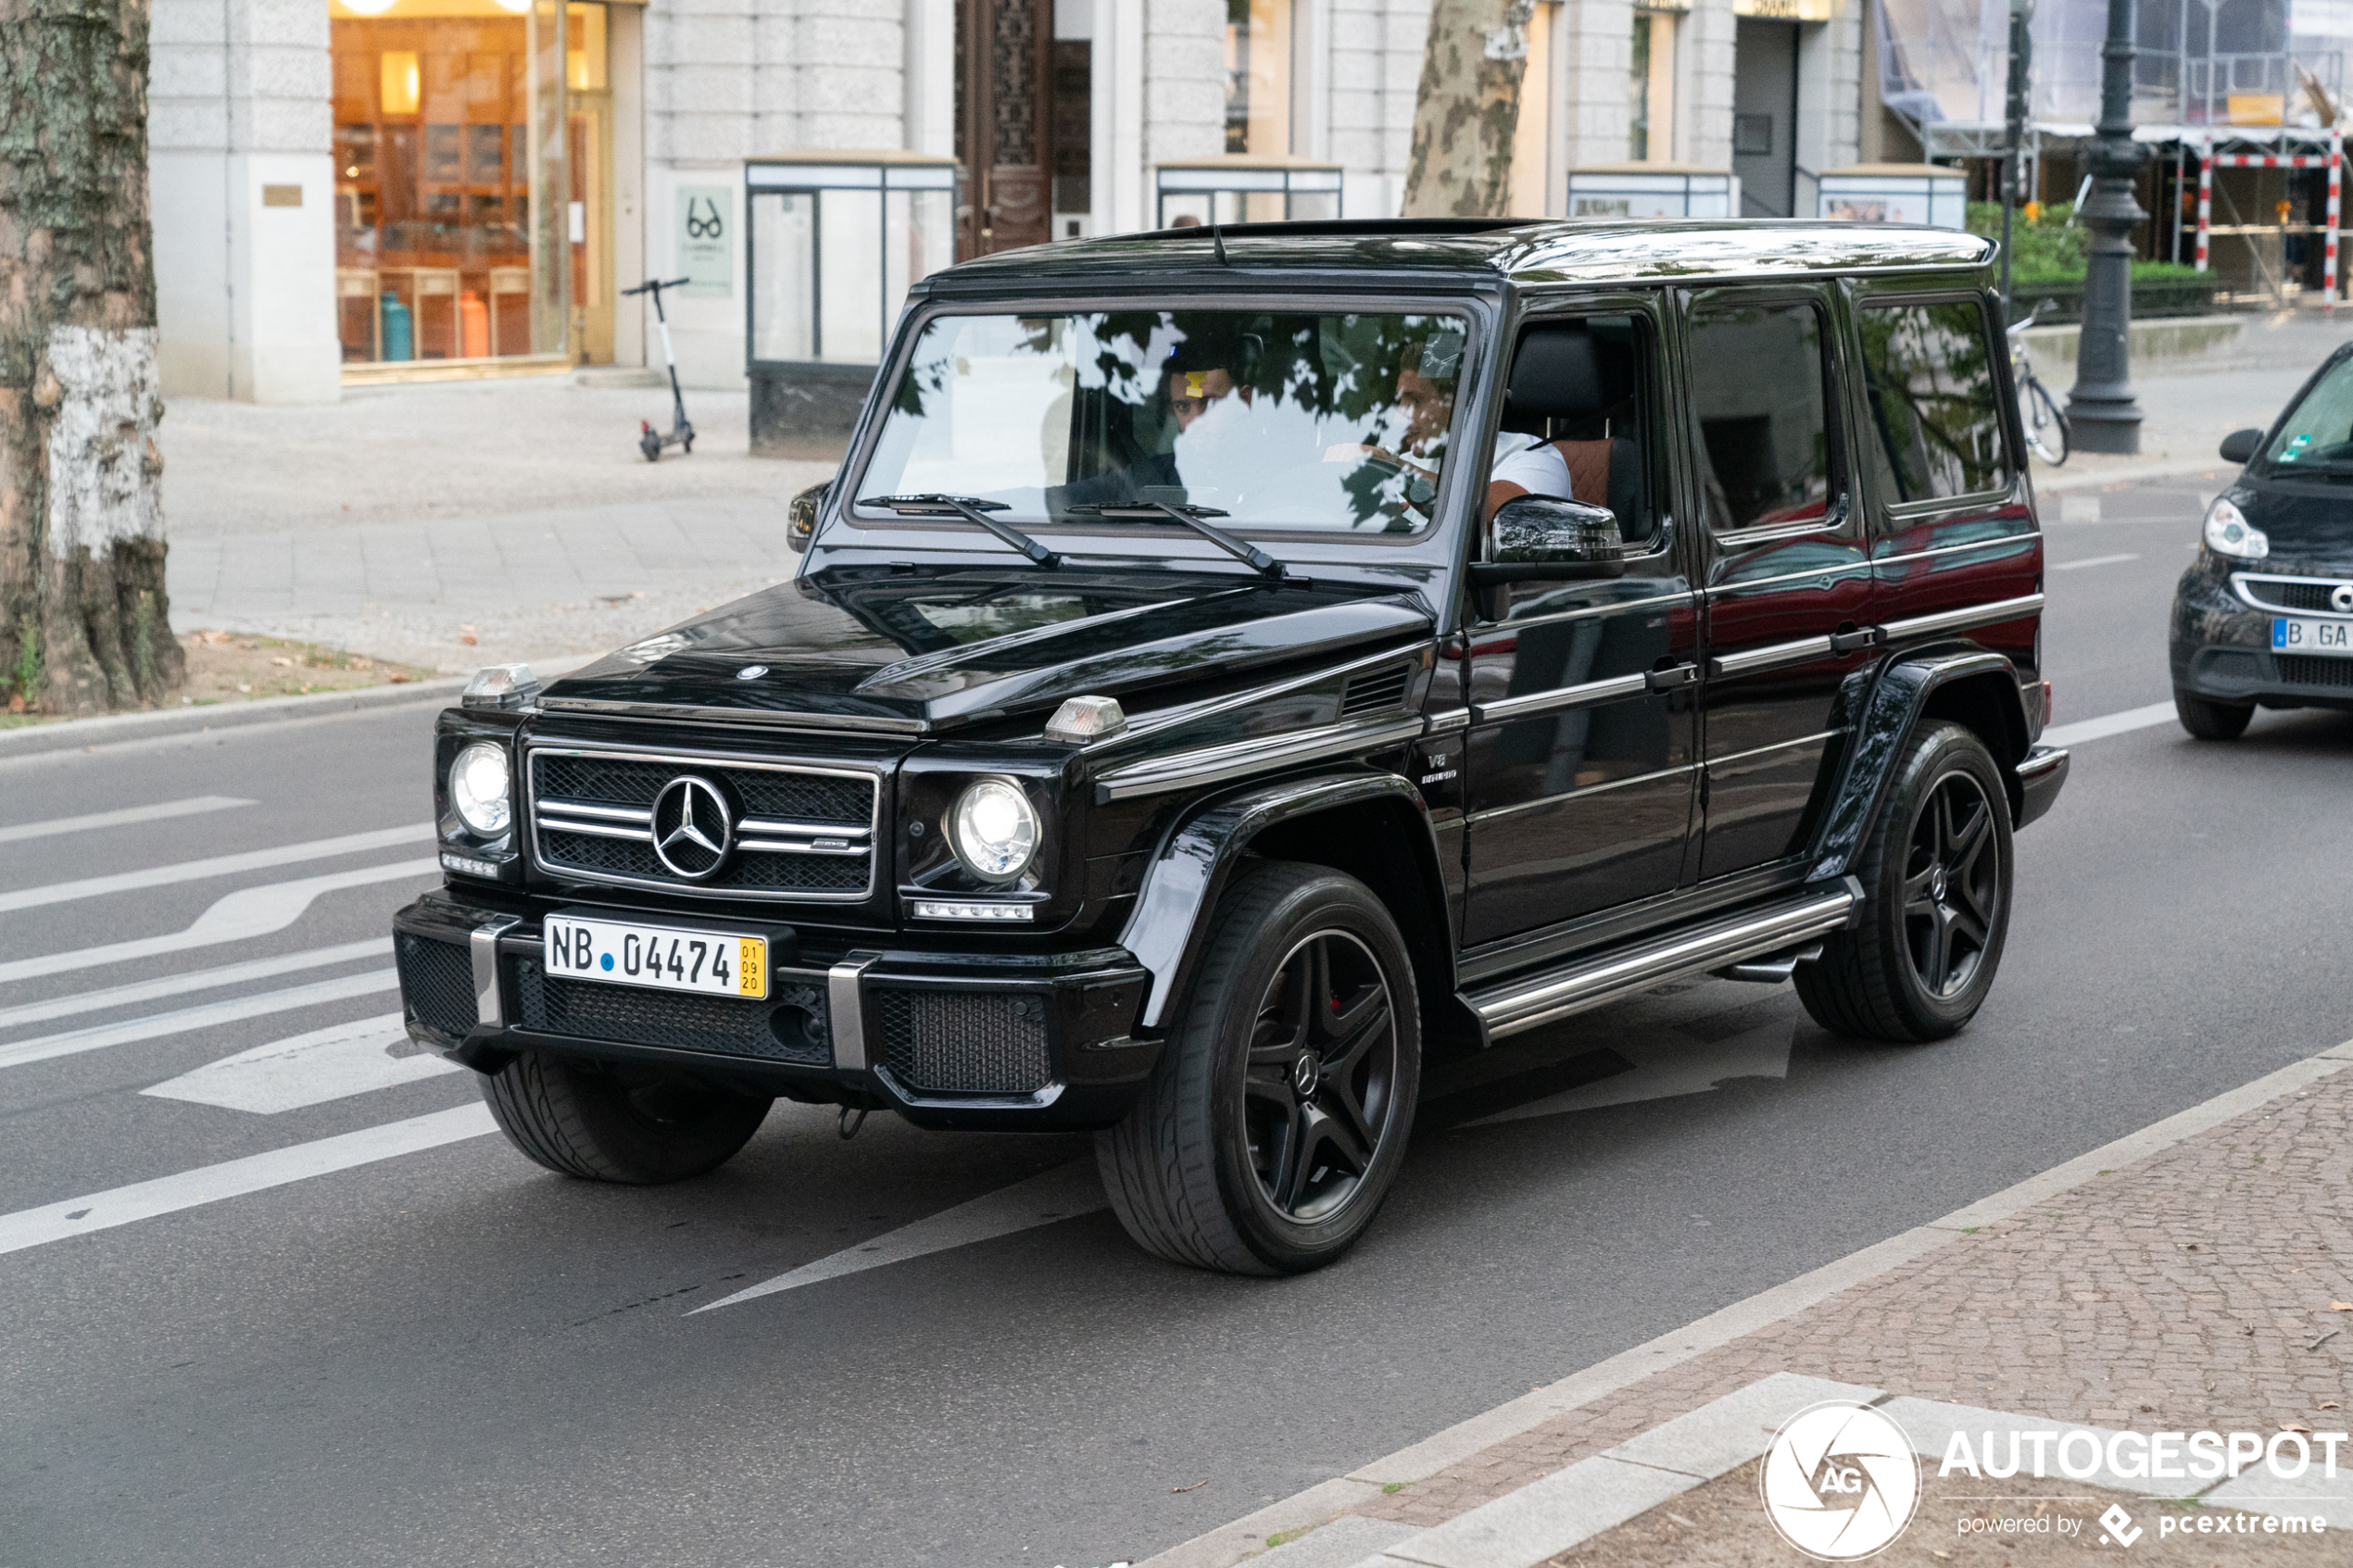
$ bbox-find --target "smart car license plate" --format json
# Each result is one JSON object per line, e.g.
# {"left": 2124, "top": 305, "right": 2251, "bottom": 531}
{"left": 542, "top": 916, "right": 766, "bottom": 1000}
{"left": 2273, "top": 617, "right": 2353, "bottom": 656}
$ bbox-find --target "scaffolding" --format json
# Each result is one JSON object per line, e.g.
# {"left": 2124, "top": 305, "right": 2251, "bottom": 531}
{"left": 2190, "top": 126, "right": 2343, "bottom": 309}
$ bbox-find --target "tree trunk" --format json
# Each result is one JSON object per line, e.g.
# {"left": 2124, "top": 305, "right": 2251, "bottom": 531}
{"left": 0, "top": 0, "right": 181, "bottom": 718}
{"left": 1401, "top": 0, "right": 1536, "bottom": 219}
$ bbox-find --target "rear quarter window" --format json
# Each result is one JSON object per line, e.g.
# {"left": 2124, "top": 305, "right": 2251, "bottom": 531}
{"left": 1856, "top": 300, "right": 2007, "bottom": 505}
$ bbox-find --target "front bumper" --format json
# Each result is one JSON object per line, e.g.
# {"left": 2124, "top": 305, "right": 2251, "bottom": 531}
{"left": 2171, "top": 561, "right": 2353, "bottom": 711}
{"left": 393, "top": 891, "right": 1158, "bottom": 1132}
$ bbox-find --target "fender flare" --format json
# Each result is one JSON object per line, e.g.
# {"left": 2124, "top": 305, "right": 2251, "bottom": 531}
{"left": 1117, "top": 768, "right": 1450, "bottom": 1029}
{"left": 1807, "top": 646, "right": 2031, "bottom": 882}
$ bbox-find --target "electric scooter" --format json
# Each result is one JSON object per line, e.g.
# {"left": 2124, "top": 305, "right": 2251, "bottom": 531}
{"left": 623, "top": 276, "right": 695, "bottom": 461}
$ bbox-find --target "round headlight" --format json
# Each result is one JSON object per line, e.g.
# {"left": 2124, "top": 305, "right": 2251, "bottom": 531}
{"left": 450, "top": 742, "right": 511, "bottom": 835}
{"left": 950, "top": 778, "right": 1039, "bottom": 882}
{"left": 2203, "top": 495, "right": 2269, "bottom": 561}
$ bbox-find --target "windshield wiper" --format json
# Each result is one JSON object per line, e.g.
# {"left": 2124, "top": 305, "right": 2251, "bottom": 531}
{"left": 1064, "top": 502, "right": 1300, "bottom": 583}
{"left": 859, "top": 495, "right": 1060, "bottom": 568}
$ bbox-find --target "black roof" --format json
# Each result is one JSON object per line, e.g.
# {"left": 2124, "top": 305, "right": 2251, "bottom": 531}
{"left": 922, "top": 219, "right": 1995, "bottom": 295}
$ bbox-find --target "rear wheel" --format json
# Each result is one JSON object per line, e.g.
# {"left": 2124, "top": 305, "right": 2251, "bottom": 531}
{"left": 1097, "top": 862, "right": 1420, "bottom": 1275}
{"left": 482, "top": 1052, "right": 771, "bottom": 1183}
{"left": 2173, "top": 685, "right": 2254, "bottom": 740}
{"left": 2021, "top": 374, "right": 2070, "bottom": 465}
{"left": 1796, "top": 722, "right": 2013, "bottom": 1043}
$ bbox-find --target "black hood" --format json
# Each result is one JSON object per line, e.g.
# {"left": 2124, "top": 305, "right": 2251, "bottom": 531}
{"left": 2237, "top": 475, "right": 2353, "bottom": 570}
{"left": 539, "top": 568, "right": 1435, "bottom": 732}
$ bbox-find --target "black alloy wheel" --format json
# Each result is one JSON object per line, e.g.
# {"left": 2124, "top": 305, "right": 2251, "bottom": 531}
{"left": 1795, "top": 721, "right": 2014, "bottom": 1043}
{"left": 1240, "top": 930, "right": 1400, "bottom": 1223}
{"left": 1901, "top": 769, "right": 1999, "bottom": 1000}
{"left": 1098, "top": 861, "right": 1421, "bottom": 1274}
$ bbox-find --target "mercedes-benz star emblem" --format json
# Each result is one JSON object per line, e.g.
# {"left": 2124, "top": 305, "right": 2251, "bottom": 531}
{"left": 736, "top": 664, "right": 769, "bottom": 680}
{"left": 650, "top": 775, "right": 733, "bottom": 880}
{"left": 2332, "top": 583, "right": 2353, "bottom": 613}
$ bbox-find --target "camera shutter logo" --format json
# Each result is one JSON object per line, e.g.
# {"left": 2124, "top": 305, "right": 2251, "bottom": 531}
{"left": 650, "top": 775, "right": 733, "bottom": 880}
{"left": 1759, "top": 1400, "right": 1921, "bottom": 1561}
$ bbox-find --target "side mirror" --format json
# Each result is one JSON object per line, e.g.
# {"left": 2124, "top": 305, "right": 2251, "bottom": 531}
{"left": 1467, "top": 495, "right": 1629, "bottom": 584}
{"left": 786, "top": 480, "right": 831, "bottom": 551}
{"left": 2219, "top": 429, "right": 2263, "bottom": 466}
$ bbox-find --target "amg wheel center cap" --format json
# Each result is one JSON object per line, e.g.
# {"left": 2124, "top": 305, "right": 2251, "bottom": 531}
{"left": 1292, "top": 1053, "right": 1319, "bottom": 1099}
{"left": 1930, "top": 865, "right": 1949, "bottom": 902}
{"left": 650, "top": 774, "right": 733, "bottom": 880}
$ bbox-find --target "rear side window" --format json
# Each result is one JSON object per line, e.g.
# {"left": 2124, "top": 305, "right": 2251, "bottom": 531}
{"left": 1687, "top": 299, "right": 1836, "bottom": 533}
{"left": 1856, "top": 300, "right": 2007, "bottom": 503}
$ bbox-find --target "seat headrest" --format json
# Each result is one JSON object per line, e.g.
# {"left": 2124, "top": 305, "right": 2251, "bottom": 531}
{"left": 1506, "top": 328, "right": 1624, "bottom": 422}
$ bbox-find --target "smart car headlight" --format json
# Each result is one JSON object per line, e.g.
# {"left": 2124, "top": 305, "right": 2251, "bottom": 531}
{"left": 2203, "top": 495, "right": 2269, "bottom": 561}
{"left": 950, "top": 778, "right": 1038, "bottom": 882}
{"left": 450, "top": 742, "right": 512, "bottom": 835}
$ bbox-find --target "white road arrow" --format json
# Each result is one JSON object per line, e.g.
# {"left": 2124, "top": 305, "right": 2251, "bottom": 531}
{"left": 1458, "top": 1020, "right": 1796, "bottom": 1126}
{"left": 143, "top": 1012, "right": 460, "bottom": 1114}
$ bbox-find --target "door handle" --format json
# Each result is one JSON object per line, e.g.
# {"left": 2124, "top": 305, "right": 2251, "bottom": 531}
{"left": 1829, "top": 625, "right": 1885, "bottom": 653}
{"left": 1645, "top": 662, "right": 1698, "bottom": 692}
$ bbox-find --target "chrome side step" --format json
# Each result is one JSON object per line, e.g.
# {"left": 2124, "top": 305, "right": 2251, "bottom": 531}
{"left": 1464, "top": 881, "right": 1861, "bottom": 1040}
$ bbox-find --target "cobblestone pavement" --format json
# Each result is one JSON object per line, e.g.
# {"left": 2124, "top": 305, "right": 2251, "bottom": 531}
{"left": 1347, "top": 1060, "right": 2353, "bottom": 1539}
{"left": 158, "top": 376, "right": 833, "bottom": 671}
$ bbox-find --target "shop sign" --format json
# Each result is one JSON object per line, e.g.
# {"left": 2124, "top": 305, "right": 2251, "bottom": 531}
{"left": 1731, "top": 0, "right": 1838, "bottom": 16}
{"left": 676, "top": 185, "right": 734, "bottom": 299}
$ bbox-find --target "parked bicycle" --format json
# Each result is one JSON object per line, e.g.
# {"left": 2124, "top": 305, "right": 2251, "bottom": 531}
{"left": 2007, "top": 305, "right": 2070, "bottom": 466}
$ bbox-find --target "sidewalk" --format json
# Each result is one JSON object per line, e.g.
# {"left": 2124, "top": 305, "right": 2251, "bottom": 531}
{"left": 1157, "top": 1043, "right": 2353, "bottom": 1567}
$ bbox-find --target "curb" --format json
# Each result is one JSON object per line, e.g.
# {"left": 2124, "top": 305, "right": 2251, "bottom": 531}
{"left": 1138, "top": 1040, "right": 2353, "bottom": 1568}
{"left": 2032, "top": 457, "right": 2231, "bottom": 494}
{"left": 0, "top": 654, "right": 598, "bottom": 760}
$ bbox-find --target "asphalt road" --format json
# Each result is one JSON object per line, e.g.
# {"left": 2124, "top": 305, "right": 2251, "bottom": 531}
{"left": 6, "top": 472, "right": 2353, "bottom": 1568}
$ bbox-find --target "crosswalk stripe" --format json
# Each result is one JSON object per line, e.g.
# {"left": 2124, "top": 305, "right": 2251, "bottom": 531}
{"left": 0, "top": 859, "right": 436, "bottom": 986}
{"left": 0, "top": 821, "right": 434, "bottom": 914}
{"left": 693, "top": 1160, "right": 1105, "bottom": 1312}
{"left": 0, "top": 938, "right": 391, "bottom": 1033}
{"left": 0, "top": 796, "right": 256, "bottom": 846}
{"left": 142, "top": 1013, "right": 461, "bottom": 1113}
{"left": 0, "top": 1103, "right": 497, "bottom": 1258}
{"left": 0, "top": 970, "right": 399, "bottom": 1071}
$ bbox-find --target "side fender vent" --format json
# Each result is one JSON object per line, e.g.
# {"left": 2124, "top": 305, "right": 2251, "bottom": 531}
{"left": 1340, "top": 663, "right": 1411, "bottom": 719}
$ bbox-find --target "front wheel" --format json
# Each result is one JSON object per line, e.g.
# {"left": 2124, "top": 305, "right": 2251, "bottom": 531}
{"left": 1795, "top": 722, "right": 2014, "bottom": 1044}
{"left": 1097, "top": 862, "right": 1421, "bottom": 1275}
{"left": 2021, "top": 374, "right": 2070, "bottom": 466}
{"left": 2174, "top": 685, "right": 2254, "bottom": 740}
{"left": 482, "top": 1052, "right": 772, "bottom": 1183}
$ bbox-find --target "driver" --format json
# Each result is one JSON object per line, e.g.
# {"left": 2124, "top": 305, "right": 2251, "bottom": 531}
{"left": 1338, "top": 358, "right": 1572, "bottom": 522}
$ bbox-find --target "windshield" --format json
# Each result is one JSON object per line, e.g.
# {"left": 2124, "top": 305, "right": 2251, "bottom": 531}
{"left": 855, "top": 308, "right": 1470, "bottom": 533}
{"left": 2264, "top": 353, "right": 2353, "bottom": 470}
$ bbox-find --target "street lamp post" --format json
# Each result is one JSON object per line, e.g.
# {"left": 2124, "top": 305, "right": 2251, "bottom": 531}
{"left": 2067, "top": 0, "right": 2146, "bottom": 453}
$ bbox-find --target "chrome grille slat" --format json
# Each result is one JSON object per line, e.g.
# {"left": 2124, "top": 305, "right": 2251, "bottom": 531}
{"left": 527, "top": 746, "right": 880, "bottom": 902}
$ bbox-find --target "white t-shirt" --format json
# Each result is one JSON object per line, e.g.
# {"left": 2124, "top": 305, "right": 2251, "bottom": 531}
{"left": 1489, "top": 433, "right": 1572, "bottom": 499}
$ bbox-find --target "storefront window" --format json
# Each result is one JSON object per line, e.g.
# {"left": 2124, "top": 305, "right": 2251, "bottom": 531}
{"left": 1224, "top": 0, "right": 1292, "bottom": 155}
{"left": 747, "top": 158, "right": 956, "bottom": 370}
{"left": 330, "top": 0, "right": 608, "bottom": 366}
{"left": 1629, "top": 4, "right": 1680, "bottom": 163}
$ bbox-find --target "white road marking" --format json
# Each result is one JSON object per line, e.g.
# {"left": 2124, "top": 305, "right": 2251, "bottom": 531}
{"left": 2043, "top": 700, "right": 2178, "bottom": 748}
{"left": 0, "top": 795, "right": 255, "bottom": 846}
{"left": 142, "top": 1012, "right": 459, "bottom": 1113}
{"left": 0, "top": 970, "right": 398, "bottom": 1071}
{"left": 0, "top": 859, "right": 436, "bottom": 986}
{"left": 0, "top": 821, "right": 434, "bottom": 914}
{"left": 694, "top": 1159, "right": 1106, "bottom": 1312}
{"left": 2051, "top": 552, "right": 2141, "bottom": 571}
{"left": 2056, "top": 494, "right": 2102, "bottom": 523}
{"left": 0, "top": 937, "right": 391, "bottom": 1032}
{"left": 0, "top": 1103, "right": 496, "bottom": 1258}
{"left": 1458, "top": 1022, "right": 1794, "bottom": 1127}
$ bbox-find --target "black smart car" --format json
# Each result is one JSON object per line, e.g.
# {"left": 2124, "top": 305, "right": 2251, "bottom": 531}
{"left": 396, "top": 219, "right": 2068, "bottom": 1274}
{"left": 2172, "top": 343, "right": 2353, "bottom": 738}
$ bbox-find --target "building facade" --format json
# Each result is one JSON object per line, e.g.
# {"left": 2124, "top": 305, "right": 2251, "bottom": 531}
{"left": 150, "top": 0, "right": 1867, "bottom": 401}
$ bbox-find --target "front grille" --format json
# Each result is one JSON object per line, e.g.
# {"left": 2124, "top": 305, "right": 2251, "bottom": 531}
{"left": 528, "top": 746, "right": 878, "bottom": 902}
{"left": 396, "top": 931, "right": 477, "bottom": 1040}
{"left": 2239, "top": 576, "right": 2351, "bottom": 613}
{"left": 509, "top": 957, "right": 832, "bottom": 1065}
{"left": 1340, "top": 663, "right": 1412, "bottom": 719}
{"left": 2276, "top": 654, "right": 2353, "bottom": 688}
{"left": 874, "top": 988, "right": 1053, "bottom": 1097}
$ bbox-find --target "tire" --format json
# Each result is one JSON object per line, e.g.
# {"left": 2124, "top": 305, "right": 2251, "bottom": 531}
{"left": 1795, "top": 722, "right": 2014, "bottom": 1044}
{"left": 2022, "top": 375, "right": 2070, "bottom": 466}
{"left": 2173, "top": 685, "right": 2254, "bottom": 740}
{"left": 1096, "top": 861, "right": 1421, "bottom": 1275}
{"left": 481, "top": 1051, "right": 772, "bottom": 1184}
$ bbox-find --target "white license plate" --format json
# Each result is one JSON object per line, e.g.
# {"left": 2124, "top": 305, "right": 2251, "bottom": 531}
{"left": 543, "top": 916, "right": 766, "bottom": 1000}
{"left": 2273, "top": 617, "right": 2353, "bottom": 656}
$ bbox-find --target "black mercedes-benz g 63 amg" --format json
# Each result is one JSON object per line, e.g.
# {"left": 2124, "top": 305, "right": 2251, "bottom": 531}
{"left": 396, "top": 219, "right": 2068, "bottom": 1275}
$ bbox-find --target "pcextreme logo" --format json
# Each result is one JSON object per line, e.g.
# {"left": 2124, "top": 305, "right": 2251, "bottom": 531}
{"left": 1760, "top": 1401, "right": 1923, "bottom": 1561}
